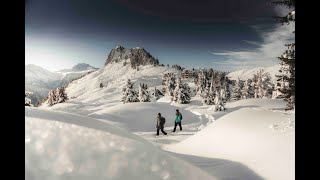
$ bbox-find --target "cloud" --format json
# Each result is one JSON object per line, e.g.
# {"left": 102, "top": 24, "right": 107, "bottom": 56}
{"left": 211, "top": 20, "right": 294, "bottom": 71}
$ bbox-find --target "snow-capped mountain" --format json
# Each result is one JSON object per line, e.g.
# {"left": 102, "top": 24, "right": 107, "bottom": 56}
{"left": 56, "top": 63, "right": 98, "bottom": 87}
{"left": 25, "top": 64, "right": 62, "bottom": 84}
{"left": 105, "top": 46, "right": 159, "bottom": 68}
{"left": 61, "top": 46, "right": 178, "bottom": 104}
{"left": 25, "top": 64, "right": 62, "bottom": 104}
{"left": 25, "top": 63, "right": 98, "bottom": 105}
{"left": 57, "top": 63, "right": 98, "bottom": 73}
{"left": 227, "top": 64, "right": 281, "bottom": 83}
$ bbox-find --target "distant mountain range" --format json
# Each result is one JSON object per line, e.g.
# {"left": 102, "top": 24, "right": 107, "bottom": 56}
{"left": 25, "top": 63, "right": 98, "bottom": 105}
{"left": 56, "top": 63, "right": 98, "bottom": 73}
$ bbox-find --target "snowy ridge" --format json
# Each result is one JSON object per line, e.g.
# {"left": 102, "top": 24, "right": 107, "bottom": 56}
{"left": 57, "top": 63, "right": 98, "bottom": 73}
{"left": 25, "top": 64, "right": 62, "bottom": 83}
{"left": 227, "top": 64, "right": 281, "bottom": 83}
{"left": 65, "top": 62, "right": 178, "bottom": 102}
{"left": 105, "top": 46, "right": 158, "bottom": 67}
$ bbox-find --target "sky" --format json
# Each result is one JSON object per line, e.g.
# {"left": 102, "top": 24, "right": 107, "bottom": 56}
{"left": 25, "top": 0, "right": 294, "bottom": 72}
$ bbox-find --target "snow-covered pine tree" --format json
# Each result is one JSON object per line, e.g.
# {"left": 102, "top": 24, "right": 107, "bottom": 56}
{"left": 162, "top": 73, "right": 176, "bottom": 96}
{"left": 231, "top": 78, "right": 243, "bottom": 100}
{"left": 213, "top": 89, "right": 226, "bottom": 111}
{"left": 275, "top": 45, "right": 295, "bottom": 109}
{"left": 153, "top": 87, "right": 160, "bottom": 100}
{"left": 252, "top": 70, "right": 263, "bottom": 98}
{"left": 196, "top": 75, "right": 206, "bottom": 96}
{"left": 261, "top": 72, "right": 274, "bottom": 99}
{"left": 138, "top": 84, "right": 143, "bottom": 102}
{"left": 241, "top": 79, "right": 254, "bottom": 99}
{"left": 25, "top": 92, "right": 33, "bottom": 106}
{"left": 223, "top": 76, "right": 232, "bottom": 102}
{"left": 272, "top": 0, "right": 295, "bottom": 110}
{"left": 173, "top": 77, "right": 191, "bottom": 104}
{"left": 47, "top": 87, "right": 68, "bottom": 106}
{"left": 202, "top": 77, "right": 216, "bottom": 105}
{"left": 201, "top": 81, "right": 209, "bottom": 104}
{"left": 252, "top": 70, "right": 274, "bottom": 99}
{"left": 220, "top": 85, "right": 227, "bottom": 103}
{"left": 47, "top": 89, "right": 56, "bottom": 106}
{"left": 122, "top": 79, "right": 138, "bottom": 103}
{"left": 138, "top": 83, "right": 150, "bottom": 102}
{"left": 57, "top": 87, "right": 68, "bottom": 103}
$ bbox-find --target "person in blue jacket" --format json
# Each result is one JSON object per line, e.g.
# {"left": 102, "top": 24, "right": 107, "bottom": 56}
{"left": 173, "top": 109, "right": 182, "bottom": 132}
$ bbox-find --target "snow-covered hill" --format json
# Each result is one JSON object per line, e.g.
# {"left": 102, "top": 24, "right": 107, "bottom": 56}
{"left": 25, "top": 64, "right": 98, "bottom": 105}
{"left": 26, "top": 107, "right": 216, "bottom": 180}
{"left": 227, "top": 64, "right": 281, "bottom": 83}
{"left": 164, "top": 99, "right": 295, "bottom": 180}
{"left": 65, "top": 62, "right": 179, "bottom": 103}
{"left": 25, "top": 64, "right": 63, "bottom": 104}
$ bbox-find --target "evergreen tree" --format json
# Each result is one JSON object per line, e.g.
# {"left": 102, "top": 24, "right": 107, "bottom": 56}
{"left": 122, "top": 79, "right": 138, "bottom": 103}
{"left": 138, "top": 83, "right": 150, "bottom": 102}
{"left": 231, "top": 78, "right": 243, "bottom": 100}
{"left": 202, "top": 77, "right": 216, "bottom": 105}
{"left": 272, "top": 0, "right": 295, "bottom": 110}
{"left": 162, "top": 73, "right": 176, "bottom": 96}
{"left": 213, "top": 90, "right": 226, "bottom": 111}
{"left": 47, "top": 89, "right": 59, "bottom": 106}
{"left": 47, "top": 87, "right": 68, "bottom": 106}
{"left": 153, "top": 87, "right": 160, "bottom": 100}
{"left": 57, "top": 87, "right": 68, "bottom": 103}
{"left": 252, "top": 70, "right": 274, "bottom": 99}
{"left": 173, "top": 78, "right": 191, "bottom": 104}
{"left": 241, "top": 79, "right": 254, "bottom": 99}
{"left": 275, "top": 44, "right": 295, "bottom": 109}
{"left": 223, "top": 77, "right": 232, "bottom": 102}
{"left": 25, "top": 92, "right": 33, "bottom": 106}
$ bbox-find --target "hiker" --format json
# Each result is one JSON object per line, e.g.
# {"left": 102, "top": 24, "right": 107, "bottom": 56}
{"left": 156, "top": 113, "right": 167, "bottom": 136}
{"left": 173, "top": 109, "right": 182, "bottom": 132}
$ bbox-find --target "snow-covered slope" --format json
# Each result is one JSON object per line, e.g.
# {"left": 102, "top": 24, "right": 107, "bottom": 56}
{"left": 65, "top": 62, "right": 178, "bottom": 103}
{"left": 55, "top": 63, "right": 99, "bottom": 87}
{"left": 164, "top": 99, "right": 295, "bottom": 180}
{"left": 227, "top": 64, "right": 281, "bottom": 83}
{"left": 25, "top": 64, "right": 63, "bottom": 104}
{"left": 25, "top": 64, "right": 98, "bottom": 105}
{"left": 49, "top": 102, "right": 206, "bottom": 132}
{"left": 26, "top": 107, "right": 216, "bottom": 180}
{"left": 26, "top": 64, "right": 62, "bottom": 83}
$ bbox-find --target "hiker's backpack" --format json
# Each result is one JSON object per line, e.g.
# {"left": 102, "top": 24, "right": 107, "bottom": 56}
{"left": 180, "top": 113, "right": 183, "bottom": 120}
{"left": 161, "top": 117, "right": 166, "bottom": 124}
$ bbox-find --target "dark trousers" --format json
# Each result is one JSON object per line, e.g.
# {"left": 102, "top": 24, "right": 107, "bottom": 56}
{"left": 173, "top": 122, "right": 182, "bottom": 132}
{"left": 157, "top": 128, "right": 167, "bottom": 135}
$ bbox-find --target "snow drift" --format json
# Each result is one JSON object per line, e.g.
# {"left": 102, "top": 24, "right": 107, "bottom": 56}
{"left": 25, "top": 107, "right": 216, "bottom": 180}
{"left": 164, "top": 99, "right": 295, "bottom": 180}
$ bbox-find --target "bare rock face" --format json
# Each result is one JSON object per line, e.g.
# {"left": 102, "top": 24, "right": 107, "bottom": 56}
{"left": 105, "top": 46, "right": 159, "bottom": 69}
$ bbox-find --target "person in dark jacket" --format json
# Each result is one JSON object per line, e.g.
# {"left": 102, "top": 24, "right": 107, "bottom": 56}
{"left": 173, "top": 109, "right": 182, "bottom": 132}
{"left": 156, "top": 113, "right": 167, "bottom": 136}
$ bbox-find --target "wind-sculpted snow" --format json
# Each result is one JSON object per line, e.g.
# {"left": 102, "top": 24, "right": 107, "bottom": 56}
{"left": 25, "top": 108, "right": 216, "bottom": 180}
{"left": 165, "top": 101, "right": 295, "bottom": 180}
